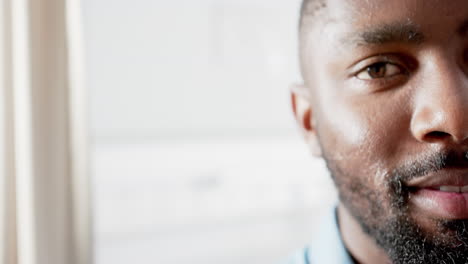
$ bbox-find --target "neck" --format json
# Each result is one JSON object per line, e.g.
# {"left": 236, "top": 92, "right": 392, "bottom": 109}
{"left": 337, "top": 203, "right": 391, "bottom": 264}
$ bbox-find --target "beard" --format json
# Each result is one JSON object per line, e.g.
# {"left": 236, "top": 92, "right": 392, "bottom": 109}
{"left": 323, "top": 149, "right": 468, "bottom": 264}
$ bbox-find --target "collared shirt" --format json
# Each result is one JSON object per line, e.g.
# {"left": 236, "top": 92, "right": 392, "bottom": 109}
{"left": 282, "top": 208, "right": 355, "bottom": 264}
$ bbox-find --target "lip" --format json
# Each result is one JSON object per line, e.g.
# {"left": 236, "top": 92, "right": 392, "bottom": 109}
{"left": 406, "top": 169, "right": 468, "bottom": 219}
{"left": 406, "top": 169, "right": 468, "bottom": 188}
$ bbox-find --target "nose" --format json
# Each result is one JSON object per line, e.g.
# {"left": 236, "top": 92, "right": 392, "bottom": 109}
{"left": 411, "top": 57, "right": 468, "bottom": 144}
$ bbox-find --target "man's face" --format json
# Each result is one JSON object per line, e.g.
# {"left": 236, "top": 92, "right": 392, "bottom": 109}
{"left": 297, "top": 0, "right": 468, "bottom": 262}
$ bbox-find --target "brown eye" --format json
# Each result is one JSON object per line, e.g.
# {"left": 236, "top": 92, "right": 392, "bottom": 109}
{"left": 356, "top": 62, "right": 402, "bottom": 80}
{"left": 367, "top": 62, "right": 387, "bottom": 78}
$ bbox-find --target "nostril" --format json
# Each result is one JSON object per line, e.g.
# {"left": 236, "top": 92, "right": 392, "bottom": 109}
{"left": 424, "top": 131, "right": 451, "bottom": 141}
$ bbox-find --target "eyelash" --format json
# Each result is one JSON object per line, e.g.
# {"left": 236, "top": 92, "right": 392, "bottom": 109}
{"left": 356, "top": 61, "right": 406, "bottom": 80}
{"left": 351, "top": 55, "right": 413, "bottom": 90}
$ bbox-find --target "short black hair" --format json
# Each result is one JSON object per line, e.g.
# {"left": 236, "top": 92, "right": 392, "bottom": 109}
{"left": 299, "top": 0, "right": 327, "bottom": 80}
{"left": 299, "top": 0, "right": 326, "bottom": 32}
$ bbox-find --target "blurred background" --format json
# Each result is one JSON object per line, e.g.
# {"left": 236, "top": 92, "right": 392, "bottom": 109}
{"left": 82, "top": 0, "right": 337, "bottom": 263}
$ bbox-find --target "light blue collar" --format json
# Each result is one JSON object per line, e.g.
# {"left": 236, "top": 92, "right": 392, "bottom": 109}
{"left": 307, "top": 208, "right": 355, "bottom": 264}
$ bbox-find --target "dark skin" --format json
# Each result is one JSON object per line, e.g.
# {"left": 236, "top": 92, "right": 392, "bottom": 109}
{"left": 292, "top": 0, "right": 468, "bottom": 263}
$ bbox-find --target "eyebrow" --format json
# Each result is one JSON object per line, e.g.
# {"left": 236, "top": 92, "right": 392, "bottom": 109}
{"left": 352, "top": 21, "right": 425, "bottom": 46}
{"left": 346, "top": 18, "right": 468, "bottom": 47}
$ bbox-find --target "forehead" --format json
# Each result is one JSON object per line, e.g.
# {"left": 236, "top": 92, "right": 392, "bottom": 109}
{"left": 314, "top": 0, "right": 468, "bottom": 37}
{"left": 301, "top": 0, "right": 468, "bottom": 80}
{"left": 324, "top": 0, "right": 464, "bottom": 23}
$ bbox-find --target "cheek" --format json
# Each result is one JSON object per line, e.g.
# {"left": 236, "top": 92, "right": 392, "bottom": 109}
{"left": 319, "top": 103, "right": 369, "bottom": 151}
{"left": 317, "top": 99, "right": 373, "bottom": 161}
{"left": 316, "top": 96, "right": 409, "bottom": 180}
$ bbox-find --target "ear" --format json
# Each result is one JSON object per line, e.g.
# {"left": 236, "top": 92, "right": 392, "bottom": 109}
{"left": 290, "top": 84, "right": 322, "bottom": 157}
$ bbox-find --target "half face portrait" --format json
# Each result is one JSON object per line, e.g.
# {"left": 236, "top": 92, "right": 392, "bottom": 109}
{"left": 291, "top": 0, "right": 468, "bottom": 263}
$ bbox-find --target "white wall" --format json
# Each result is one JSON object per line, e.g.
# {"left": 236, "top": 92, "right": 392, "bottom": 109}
{"left": 84, "top": 0, "right": 302, "bottom": 140}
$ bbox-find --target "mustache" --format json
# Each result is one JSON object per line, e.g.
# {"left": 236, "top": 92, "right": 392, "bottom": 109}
{"left": 392, "top": 150, "right": 468, "bottom": 183}
{"left": 388, "top": 150, "right": 468, "bottom": 208}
